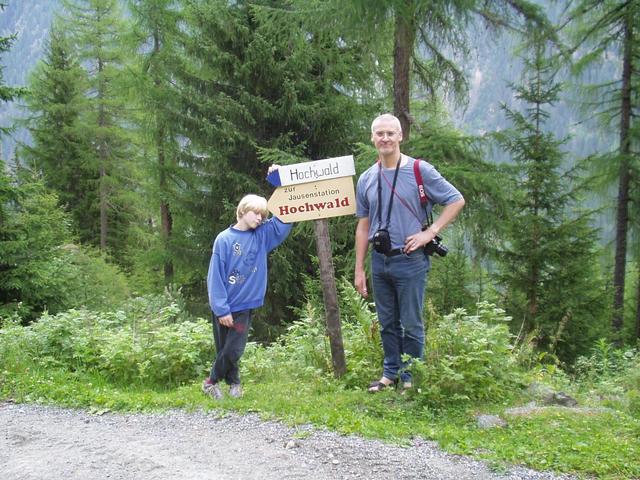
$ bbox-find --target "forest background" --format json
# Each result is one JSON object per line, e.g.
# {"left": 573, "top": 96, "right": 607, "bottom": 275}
{"left": 1, "top": 1, "right": 640, "bottom": 477}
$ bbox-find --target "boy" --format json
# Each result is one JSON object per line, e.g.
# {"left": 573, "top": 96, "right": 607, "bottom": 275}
{"left": 202, "top": 170, "right": 292, "bottom": 400}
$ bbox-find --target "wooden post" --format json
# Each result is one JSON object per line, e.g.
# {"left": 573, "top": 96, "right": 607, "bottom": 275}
{"left": 313, "top": 218, "right": 346, "bottom": 378}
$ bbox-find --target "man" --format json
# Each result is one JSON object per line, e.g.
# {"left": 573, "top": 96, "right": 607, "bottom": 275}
{"left": 354, "top": 114, "right": 465, "bottom": 393}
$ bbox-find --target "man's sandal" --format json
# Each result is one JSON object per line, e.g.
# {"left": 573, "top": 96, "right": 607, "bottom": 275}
{"left": 368, "top": 378, "right": 397, "bottom": 393}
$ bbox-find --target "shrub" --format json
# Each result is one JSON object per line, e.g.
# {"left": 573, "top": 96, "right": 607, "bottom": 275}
{"left": 242, "top": 277, "right": 382, "bottom": 384}
{"left": 410, "top": 302, "right": 524, "bottom": 406}
{"left": 573, "top": 340, "right": 639, "bottom": 417}
{"left": 0, "top": 292, "right": 214, "bottom": 387}
{"left": 242, "top": 277, "right": 524, "bottom": 406}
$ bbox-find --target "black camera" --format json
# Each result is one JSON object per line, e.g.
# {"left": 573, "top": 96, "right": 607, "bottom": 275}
{"left": 423, "top": 234, "right": 448, "bottom": 257}
{"left": 372, "top": 229, "right": 391, "bottom": 254}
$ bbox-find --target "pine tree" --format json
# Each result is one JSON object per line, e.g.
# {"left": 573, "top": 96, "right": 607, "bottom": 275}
{"left": 0, "top": 163, "right": 77, "bottom": 320}
{"left": 494, "top": 30, "right": 608, "bottom": 362}
{"left": 170, "top": 0, "right": 374, "bottom": 332}
{"left": 22, "top": 23, "right": 95, "bottom": 241}
{"left": 0, "top": 2, "right": 26, "bottom": 137}
{"left": 282, "top": 0, "right": 553, "bottom": 139}
{"left": 60, "top": 0, "right": 139, "bottom": 261}
{"left": 565, "top": 0, "right": 640, "bottom": 337}
{"left": 127, "top": 0, "right": 182, "bottom": 286}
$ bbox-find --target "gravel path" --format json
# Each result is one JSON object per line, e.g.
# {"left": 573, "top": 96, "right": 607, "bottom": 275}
{"left": 1, "top": 401, "right": 575, "bottom": 480}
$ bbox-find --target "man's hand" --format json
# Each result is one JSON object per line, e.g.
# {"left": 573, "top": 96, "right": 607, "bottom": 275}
{"left": 219, "top": 314, "right": 234, "bottom": 327}
{"left": 354, "top": 217, "right": 370, "bottom": 298}
{"left": 404, "top": 228, "right": 436, "bottom": 254}
{"left": 355, "top": 269, "right": 369, "bottom": 298}
{"left": 403, "top": 197, "right": 465, "bottom": 254}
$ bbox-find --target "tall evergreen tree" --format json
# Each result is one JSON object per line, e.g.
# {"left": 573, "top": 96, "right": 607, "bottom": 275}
{"left": 127, "top": 0, "right": 181, "bottom": 286}
{"left": 60, "top": 0, "right": 139, "bottom": 261}
{"left": 566, "top": 0, "right": 640, "bottom": 337}
{"left": 22, "top": 23, "right": 95, "bottom": 240}
{"left": 494, "top": 29, "right": 608, "bottom": 362}
{"left": 283, "top": 0, "right": 552, "bottom": 140}
{"left": 171, "top": 0, "right": 375, "bottom": 332}
{"left": 0, "top": 2, "right": 26, "bottom": 138}
{"left": 0, "top": 166, "right": 76, "bottom": 320}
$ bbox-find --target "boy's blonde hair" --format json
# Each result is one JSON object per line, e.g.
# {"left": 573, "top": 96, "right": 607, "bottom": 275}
{"left": 236, "top": 194, "right": 269, "bottom": 221}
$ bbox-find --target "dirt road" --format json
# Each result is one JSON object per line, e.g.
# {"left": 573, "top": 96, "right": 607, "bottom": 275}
{"left": 1, "top": 402, "right": 575, "bottom": 480}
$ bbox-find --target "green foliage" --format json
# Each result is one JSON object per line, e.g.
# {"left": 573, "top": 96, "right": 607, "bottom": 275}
{"left": 242, "top": 276, "right": 382, "bottom": 384}
{"left": 573, "top": 340, "right": 640, "bottom": 418}
{"left": 565, "top": 0, "right": 640, "bottom": 334}
{"left": 0, "top": 292, "right": 213, "bottom": 387}
{"left": 55, "top": 0, "right": 142, "bottom": 264}
{"left": 244, "top": 277, "right": 522, "bottom": 406}
{"left": 0, "top": 166, "right": 129, "bottom": 320}
{"left": 410, "top": 302, "right": 524, "bottom": 406}
{"left": 0, "top": 168, "right": 72, "bottom": 319}
{"left": 493, "top": 31, "right": 609, "bottom": 362}
{"left": 407, "top": 109, "right": 512, "bottom": 249}
{"left": 0, "top": 4, "right": 27, "bottom": 126}
{"left": 426, "top": 251, "right": 481, "bottom": 314}
{"left": 3, "top": 292, "right": 640, "bottom": 478}
{"left": 166, "top": 0, "right": 378, "bottom": 329}
{"left": 440, "top": 409, "right": 640, "bottom": 479}
{"left": 21, "top": 23, "right": 94, "bottom": 239}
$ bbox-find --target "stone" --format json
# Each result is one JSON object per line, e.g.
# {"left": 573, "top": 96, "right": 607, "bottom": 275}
{"left": 476, "top": 414, "right": 507, "bottom": 429}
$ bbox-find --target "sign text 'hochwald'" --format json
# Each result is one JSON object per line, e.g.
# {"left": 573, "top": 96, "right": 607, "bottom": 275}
{"left": 267, "top": 176, "right": 355, "bottom": 223}
{"left": 266, "top": 155, "right": 355, "bottom": 187}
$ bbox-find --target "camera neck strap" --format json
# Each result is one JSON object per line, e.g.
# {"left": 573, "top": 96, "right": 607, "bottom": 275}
{"left": 377, "top": 157, "right": 401, "bottom": 230}
{"left": 413, "top": 158, "right": 434, "bottom": 227}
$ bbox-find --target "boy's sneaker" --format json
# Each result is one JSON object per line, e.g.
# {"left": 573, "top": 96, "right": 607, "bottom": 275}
{"left": 202, "top": 378, "right": 223, "bottom": 400}
{"left": 229, "top": 383, "right": 243, "bottom": 398}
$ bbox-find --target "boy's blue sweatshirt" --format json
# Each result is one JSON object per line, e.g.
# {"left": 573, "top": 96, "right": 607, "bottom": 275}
{"left": 207, "top": 217, "right": 292, "bottom": 317}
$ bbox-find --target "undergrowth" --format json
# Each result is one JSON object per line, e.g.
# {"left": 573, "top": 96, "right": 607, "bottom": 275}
{"left": 1, "top": 284, "right": 639, "bottom": 479}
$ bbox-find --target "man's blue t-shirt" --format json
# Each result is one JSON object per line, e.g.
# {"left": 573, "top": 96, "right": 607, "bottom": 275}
{"left": 356, "top": 155, "right": 462, "bottom": 250}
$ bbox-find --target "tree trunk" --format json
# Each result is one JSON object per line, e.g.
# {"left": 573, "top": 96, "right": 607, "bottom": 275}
{"left": 635, "top": 261, "right": 640, "bottom": 341}
{"left": 393, "top": 2, "right": 414, "bottom": 140}
{"left": 99, "top": 165, "right": 107, "bottom": 251}
{"left": 154, "top": 26, "right": 173, "bottom": 284}
{"left": 98, "top": 57, "right": 107, "bottom": 251}
{"left": 612, "top": 11, "right": 633, "bottom": 335}
{"left": 313, "top": 219, "right": 346, "bottom": 378}
{"left": 158, "top": 132, "right": 173, "bottom": 283}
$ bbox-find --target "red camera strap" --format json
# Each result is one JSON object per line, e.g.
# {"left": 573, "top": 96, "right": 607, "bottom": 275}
{"left": 413, "top": 159, "right": 428, "bottom": 206}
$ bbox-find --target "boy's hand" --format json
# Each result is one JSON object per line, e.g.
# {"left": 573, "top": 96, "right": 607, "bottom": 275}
{"left": 219, "top": 314, "right": 233, "bottom": 327}
{"left": 267, "top": 164, "right": 281, "bottom": 174}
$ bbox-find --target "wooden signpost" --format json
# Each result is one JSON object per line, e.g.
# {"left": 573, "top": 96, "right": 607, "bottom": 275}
{"left": 267, "top": 156, "right": 355, "bottom": 377}
{"left": 266, "top": 176, "right": 355, "bottom": 223}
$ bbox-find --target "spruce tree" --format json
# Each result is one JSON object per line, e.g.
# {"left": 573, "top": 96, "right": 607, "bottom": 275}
{"left": 0, "top": 2, "right": 26, "bottom": 137}
{"left": 494, "top": 30, "right": 608, "bottom": 362}
{"left": 127, "top": 0, "right": 182, "bottom": 286}
{"left": 22, "top": 24, "right": 95, "bottom": 241}
{"left": 171, "top": 0, "right": 374, "bottom": 332}
{"left": 282, "top": 0, "right": 553, "bottom": 139}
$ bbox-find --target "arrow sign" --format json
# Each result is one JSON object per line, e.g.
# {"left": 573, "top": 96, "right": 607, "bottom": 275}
{"left": 266, "top": 155, "right": 355, "bottom": 187}
{"left": 267, "top": 176, "right": 356, "bottom": 223}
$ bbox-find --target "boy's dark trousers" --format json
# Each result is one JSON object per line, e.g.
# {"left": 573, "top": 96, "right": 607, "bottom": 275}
{"left": 209, "top": 309, "right": 252, "bottom": 385}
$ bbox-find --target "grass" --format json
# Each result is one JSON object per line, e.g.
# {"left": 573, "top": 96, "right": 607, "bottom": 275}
{"left": 2, "top": 364, "right": 639, "bottom": 479}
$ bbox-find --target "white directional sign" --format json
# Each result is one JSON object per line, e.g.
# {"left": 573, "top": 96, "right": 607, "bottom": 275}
{"left": 266, "top": 155, "right": 355, "bottom": 187}
{"left": 267, "top": 176, "right": 356, "bottom": 223}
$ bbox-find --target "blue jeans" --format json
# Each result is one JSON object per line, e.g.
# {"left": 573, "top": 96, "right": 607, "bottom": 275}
{"left": 209, "top": 309, "right": 252, "bottom": 385}
{"left": 371, "top": 250, "right": 429, "bottom": 382}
